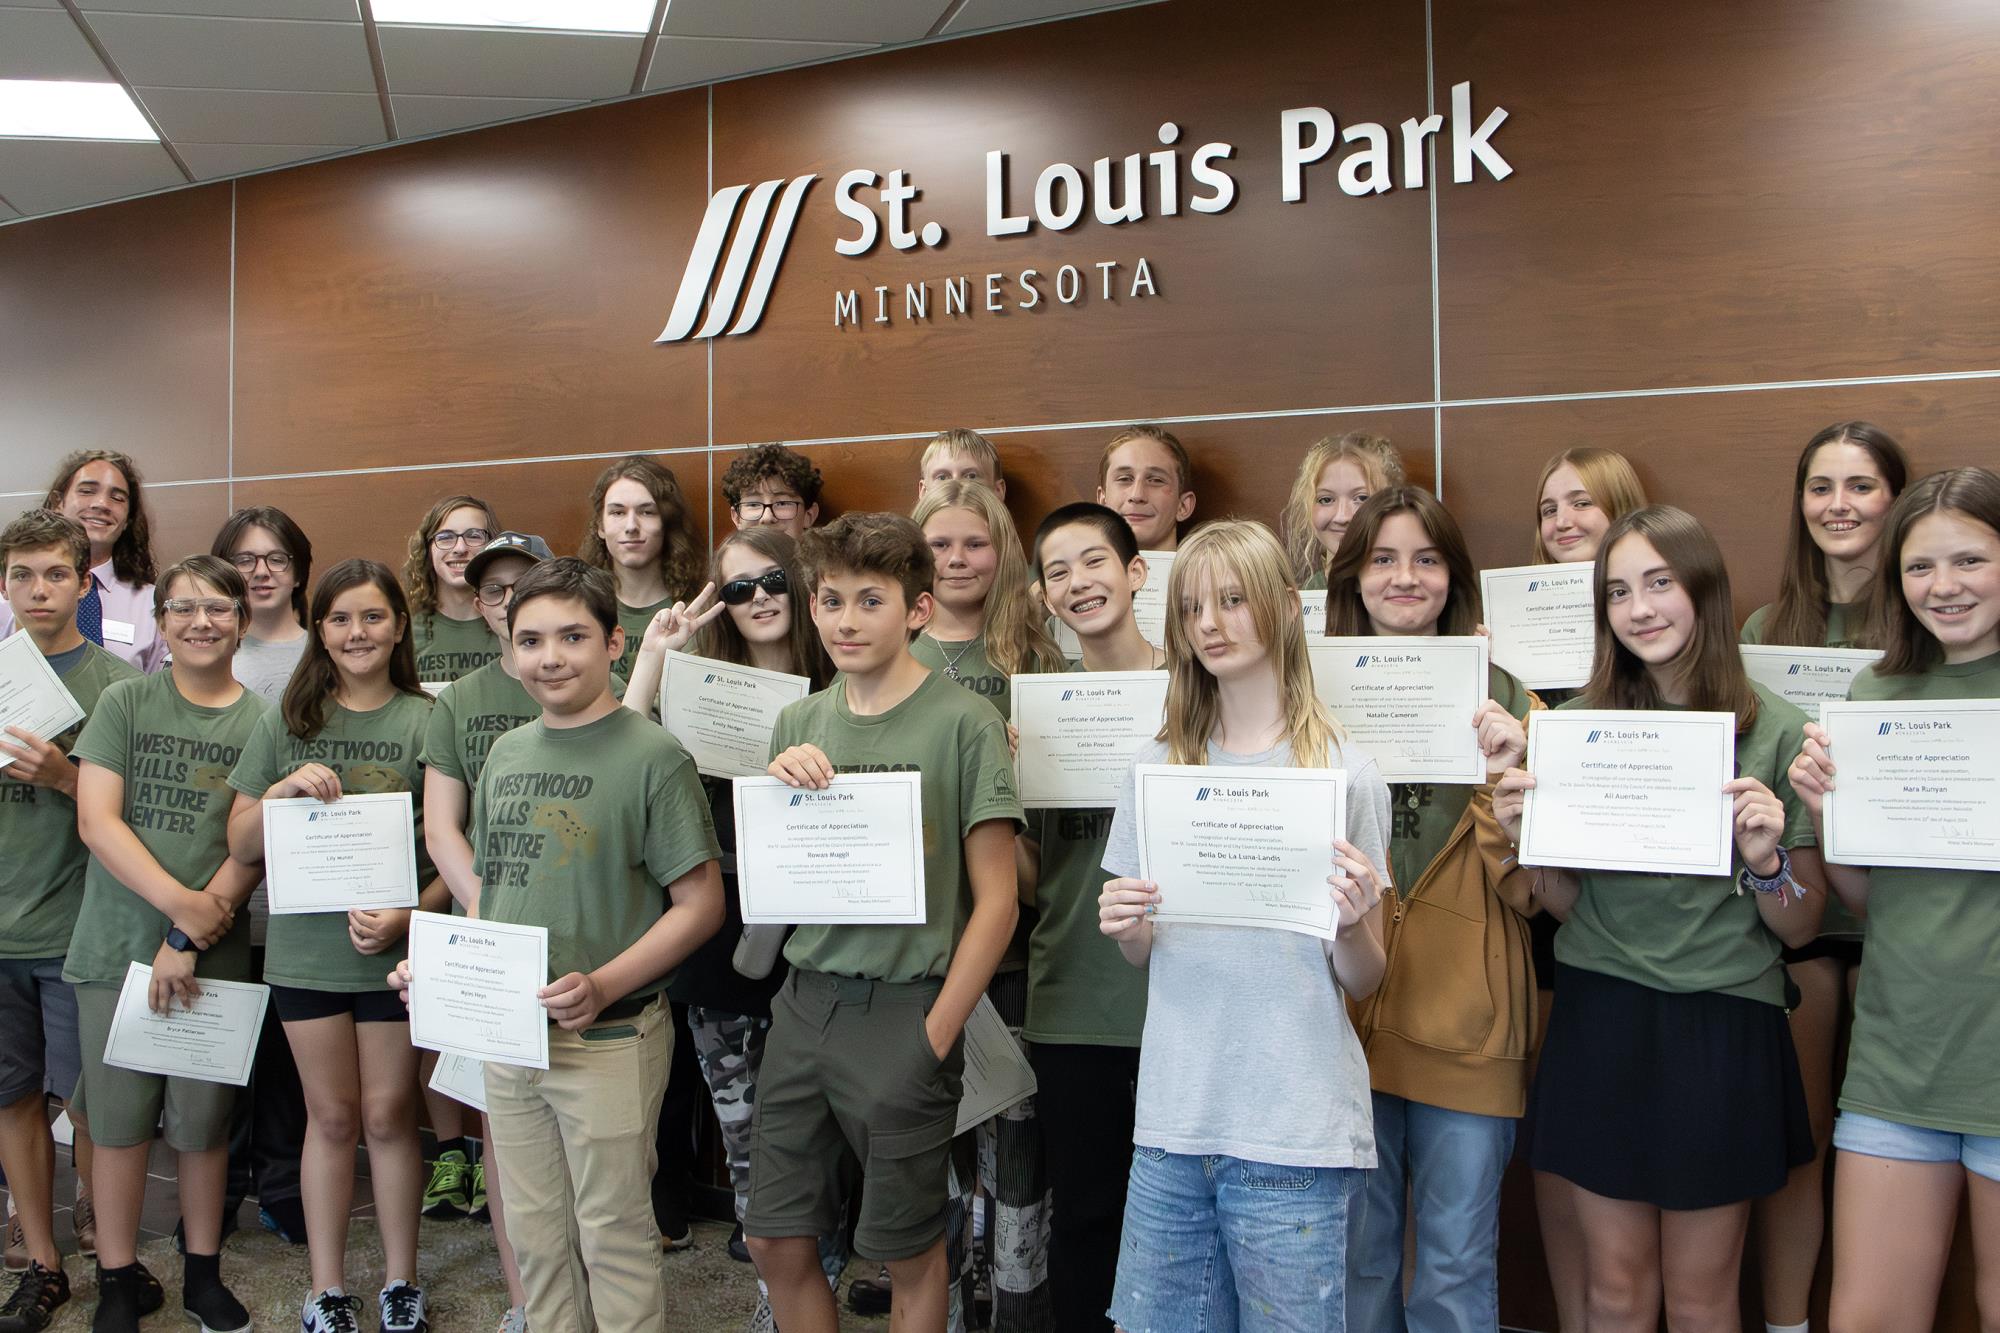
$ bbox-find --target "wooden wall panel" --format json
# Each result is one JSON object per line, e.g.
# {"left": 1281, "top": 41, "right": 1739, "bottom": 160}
{"left": 1433, "top": 0, "right": 2000, "bottom": 399}
{"left": 0, "top": 186, "right": 231, "bottom": 486}
{"left": 231, "top": 93, "right": 711, "bottom": 476}
{"left": 709, "top": 0, "right": 1434, "bottom": 444}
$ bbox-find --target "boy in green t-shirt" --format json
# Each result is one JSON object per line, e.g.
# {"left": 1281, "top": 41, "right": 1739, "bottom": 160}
{"left": 397, "top": 557, "right": 722, "bottom": 1333}
{"left": 0, "top": 512, "right": 139, "bottom": 1330}
{"left": 745, "top": 513, "right": 1024, "bottom": 1333}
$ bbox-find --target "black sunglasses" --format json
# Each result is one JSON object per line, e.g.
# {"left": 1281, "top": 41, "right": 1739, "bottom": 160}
{"left": 718, "top": 569, "right": 789, "bottom": 605}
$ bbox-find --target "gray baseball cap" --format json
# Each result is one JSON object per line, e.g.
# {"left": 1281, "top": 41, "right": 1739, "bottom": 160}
{"left": 465, "top": 531, "right": 553, "bottom": 585}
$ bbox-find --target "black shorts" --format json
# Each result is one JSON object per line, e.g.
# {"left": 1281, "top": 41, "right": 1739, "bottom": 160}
{"left": 1782, "top": 936, "right": 1863, "bottom": 968}
{"left": 270, "top": 984, "right": 408, "bottom": 1025}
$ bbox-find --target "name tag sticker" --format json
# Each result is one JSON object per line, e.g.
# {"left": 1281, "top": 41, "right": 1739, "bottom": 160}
{"left": 102, "top": 619, "right": 136, "bottom": 645}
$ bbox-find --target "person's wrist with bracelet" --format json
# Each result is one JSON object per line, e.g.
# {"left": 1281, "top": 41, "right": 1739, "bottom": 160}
{"left": 1738, "top": 846, "right": 1797, "bottom": 902}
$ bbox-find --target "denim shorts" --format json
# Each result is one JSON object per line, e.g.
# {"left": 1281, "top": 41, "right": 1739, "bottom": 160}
{"left": 1108, "top": 1145, "right": 1360, "bottom": 1333}
{"left": 0, "top": 957, "right": 81, "bottom": 1107}
{"left": 1834, "top": 1111, "right": 2000, "bottom": 1183}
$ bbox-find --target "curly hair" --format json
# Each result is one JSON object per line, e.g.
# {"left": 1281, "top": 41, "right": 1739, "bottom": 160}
{"left": 579, "top": 457, "right": 703, "bottom": 604}
{"left": 43, "top": 450, "right": 155, "bottom": 586}
{"left": 400, "top": 494, "right": 498, "bottom": 633}
{"left": 720, "top": 444, "right": 822, "bottom": 508}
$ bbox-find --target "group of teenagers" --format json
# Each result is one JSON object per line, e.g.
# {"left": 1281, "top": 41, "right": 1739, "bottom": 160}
{"left": 0, "top": 420, "right": 1991, "bottom": 1333}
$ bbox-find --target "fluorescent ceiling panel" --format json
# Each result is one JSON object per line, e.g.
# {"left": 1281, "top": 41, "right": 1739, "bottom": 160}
{"left": 372, "top": 0, "right": 655, "bottom": 32}
{"left": 0, "top": 80, "right": 156, "bottom": 141}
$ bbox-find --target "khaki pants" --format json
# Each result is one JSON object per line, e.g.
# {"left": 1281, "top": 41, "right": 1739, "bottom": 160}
{"left": 484, "top": 997, "right": 672, "bottom": 1333}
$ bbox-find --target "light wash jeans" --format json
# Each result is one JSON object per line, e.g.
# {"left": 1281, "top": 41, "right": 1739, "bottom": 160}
{"left": 1109, "top": 1144, "right": 1359, "bottom": 1333}
{"left": 1345, "top": 1092, "right": 1515, "bottom": 1333}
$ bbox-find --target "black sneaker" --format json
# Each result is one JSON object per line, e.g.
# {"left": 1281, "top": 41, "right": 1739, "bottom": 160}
{"left": 727, "top": 1222, "right": 751, "bottom": 1264}
{"left": 0, "top": 1262, "right": 70, "bottom": 1332}
{"left": 90, "top": 1263, "right": 163, "bottom": 1333}
{"left": 182, "top": 1275, "right": 250, "bottom": 1333}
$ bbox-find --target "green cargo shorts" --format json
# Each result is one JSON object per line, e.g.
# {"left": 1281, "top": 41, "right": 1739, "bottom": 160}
{"left": 71, "top": 982, "right": 237, "bottom": 1152}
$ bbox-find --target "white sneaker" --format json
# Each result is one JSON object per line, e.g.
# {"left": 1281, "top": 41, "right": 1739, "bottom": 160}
{"left": 379, "top": 1281, "right": 429, "bottom": 1333}
{"left": 302, "top": 1287, "right": 360, "bottom": 1333}
{"left": 496, "top": 1306, "right": 528, "bottom": 1333}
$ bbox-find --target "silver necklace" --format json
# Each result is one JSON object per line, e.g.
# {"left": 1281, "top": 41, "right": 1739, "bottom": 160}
{"left": 931, "top": 633, "right": 982, "bottom": 680}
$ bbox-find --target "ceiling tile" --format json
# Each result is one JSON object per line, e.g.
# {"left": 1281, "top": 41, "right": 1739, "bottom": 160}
{"left": 389, "top": 92, "right": 581, "bottom": 137}
{"left": 0, "top": 7, "right": 114, "bottom": 81}
{"left": 84, "top": 13, "right": 376, "bottom": 93}
{"left": 642, "top": 35, "right": 869, "bottom": 92}
{"left": 75, "top": 0, "right": 360, "bottom": 16}
{"left": 659, "top": 0, "right": 949, "bottom": 45}
{"left": 0, "top": 200, "right": 19, "bottom": 221}
{"left": 0, "top": 0, "right": 65, "bottom": 9}
{"left": 377, "top": 25, "right": 642, "bottom": 99}
{"left": 176, "top": 139, "right": 348, "bottom": 178}
{"left": 940, "top": 0, "right": 1156, "bottom": 35}
{"left": 135, "top": 86, "right": 384, "bottom": 144}
{"left": 0, "top": 138, "right": 184, "bottom": 214}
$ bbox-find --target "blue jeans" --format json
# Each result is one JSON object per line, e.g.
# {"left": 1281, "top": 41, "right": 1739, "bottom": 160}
{"left": 1108, "top": 1145, "right": 1359, "bottom": 1333}
{"left": 1346, "top": 1093, "right": 1515, "bottom": 1333}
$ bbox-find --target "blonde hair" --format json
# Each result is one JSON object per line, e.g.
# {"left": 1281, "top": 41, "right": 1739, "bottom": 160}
{"left": 1279, "top": 432, "right": 1407, "bottom": 583}
{"left": 1159, "top": 520, "right": 1341, "bottom": 768}
{"left": 911, "top": 481, "right": 1064, "bottom": 678}
{"left": 1531, "top": 448, "right": 1648, "bottom": 562}
{"left": 919, "top": 429, "right": 1004, "bottom": 485}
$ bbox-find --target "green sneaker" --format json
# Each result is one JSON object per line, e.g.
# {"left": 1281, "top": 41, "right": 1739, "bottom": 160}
{"left": 468, "top": 1161, "right": 488, "bottom": 1221}
{"left": 420, "top": 1150, "right": 472, "bottom": 1219}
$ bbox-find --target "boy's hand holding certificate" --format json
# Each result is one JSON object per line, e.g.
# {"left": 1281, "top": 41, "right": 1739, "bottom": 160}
{"left": 1820, "top": 699, "right": 2000, "bottom": 871}
{"left": 407, "top": 911, "right": 550, "bottom": 1070}
{"left": 1307, "top": 637, "right": 1490, "bottom": 784}
{"left": 1134, "top": 764, "right": 1348, "bottom": 940}
{"left": 1012, "top": 671, "right": 1168, "bottom": 807}
{"left": 733, "top": 771, "right": 926, "bottom": 924}
{"left": 1478, "top": 563, "right": 1596, "bottom": 690}
{"left": 1519, "top": 710, "right": 1736, "bottom": 876}
{"left": 659, "top": 650, "right": 812, "bottom": 778}
{"left": 262, "top": 791, "right": 420, "bottom": 914}
{"left": 103, "top": 963, "right": 269, "bottom": 1086}
{"left": 0, "top": 631, "right": 84, "bottom": 770}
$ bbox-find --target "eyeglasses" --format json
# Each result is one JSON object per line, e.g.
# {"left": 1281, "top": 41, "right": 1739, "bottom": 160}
{"left": 732, "top": 499, "right": 804, "bottom": 521}
{"left": 162, "top": 598, "right": 240, "bottom": 621}
{"left": 474, "top": 581, "right": 519, "bottom": 607}
{"left": 718, "top": 570, "right": 789, "bottom": 605}
{"left": 229, "top": 551, "right": 292, "bottom": 573}
{"left": 432, "top": 528, "right": 493, "bottom": 551}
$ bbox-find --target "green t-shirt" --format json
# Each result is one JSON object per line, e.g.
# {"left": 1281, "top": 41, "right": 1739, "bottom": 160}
{"left": 1024, "top": 805, "right": 1146, "bottom": 1046}
{"left": 1838, "top": 650, "right": 2000, "bottom": 1136}
{"left": 0, "top": 644, "right": 141, "bottom": 960}
{"left": 1301, "top": 570, "right": 1328, "bottom": 591}
{"left": 1386, "top": 665, "right": 1533, "bottom": 892}
{"left": 472, "top": 706, "right": 719, "bottom": 998}
{"left": 1739, "top": 600, "right": 1863, "bottom": 650}
{"left": 1551, "top": 683, "right": 1815, "bottom": 1006}
{"left": 910, "top": 634, "right": 1011, "bottom": 720}
{"left": 228, "top": 693, "right": 436, "bottom": 991}
{"left": 421, "top": 660, "right": 628, "bottom": 791}
{"left": 412, "top": 612, "right": 499, "bottom": 684}
{"left": 774, "top": 672, "right": 1025, "bottom": 983}
{"left": 615, "top": 597, "right": 673, "bottom": 686}
{"left": 65, "top": 673, "right": 268, "bottom": 984}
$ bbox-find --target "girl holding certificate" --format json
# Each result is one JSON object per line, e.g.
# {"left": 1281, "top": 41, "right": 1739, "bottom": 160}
{"left": 1322, "top": 487, "right": 1539, "bottom": 1333}
{"left": 579, "top": 456, "right": 705, "bottom": 683}
{"left": 224, "top": 559, "right": 442, "bottom": 1333}
{"left": 1097, "top": 519, "right": 1391, "bottom": 1331}
{"left": 1739, "top": 420, "right": 1906, "bottom": 1333}
{"left": 1491, "top": 506, "right": 1824, "bottom": 1333}
{"left": 1787, "top": 467, "right": 2000, "bottom": 1333}
{"left": 402, "top": 494, "right": 501, "bottom": 686}
{"left": 66, "top": 555, "right": 267, "bottom": 1333}
{"left": 1279, "top": 432, "right": 1407, "bottom": 590}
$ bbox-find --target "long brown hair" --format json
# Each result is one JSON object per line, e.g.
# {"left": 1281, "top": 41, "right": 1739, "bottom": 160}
{"left": 1160, "top": 520, "right": 1340, "bottom": 767}
{"left": 401, "top": 494, "right": 498, "bottom": 630}
{"left": 1321, "top": 486, "right": 1480, "bottom": 637}
{"left": 580, "top": 457, "right": 703, "bottom": 604}
{"left": 44, "top": 450, "right": 156, "bottom": 586}
{"left": 911, "top": 481, "right": 1065, "bottom": 677}
{"left": 1530, "top": 447, "right": 1648, "bottom": 563}
{"left": 1871, "top": 468, "right": 2000, "bottom": 676}
{"left": 1763, "top": 422, "right": 1908, "bottom": 648}
{"left": 1279, "top": 432, "right": 1407, "bottom": 584}
{"left": 693, "top": 527, "right": 833, "bottom": 689}
{"left": 1583, "top": 506, "right": 1760, "bottom": 731}
{"left": 283, "top": 559, "right": 424, "bottom": 740}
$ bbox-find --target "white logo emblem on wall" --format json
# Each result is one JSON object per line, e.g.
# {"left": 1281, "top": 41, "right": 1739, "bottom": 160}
{"left": 656, "top": 175, "right": 818, "bottom": 343}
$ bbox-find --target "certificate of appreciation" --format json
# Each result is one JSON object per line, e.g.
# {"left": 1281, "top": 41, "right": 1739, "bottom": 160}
{"left": 1053, "top": 550, "right": 1178, "bottom": 657}
{"left": 1134, "top": 764, "right": 1347, "bottom": 940}
{"left": 1012, "top": 671, "right": 1168, "bottom": 808}
{"left": 407, "top": 911, "right": 550, "bottom": 1070}
{"left": 427, "top": 1052, "right": 488, "bottom": 1114}
{"left": 1478, "top": 563, "right": 1596, "bottom": 690}
{"left": 954, "top": 996, "right": 1038, "bottom": 1135}
{"left": 102, "top": 963, "right": 269, "bottom": 1086}
{"left": 1821, "top": 700, "right": 2000, "bottom": 872}
{"left": 0, "top": 631, "right": 84, "bottom": 768}
{"left": 732, "top": 772, "right": 926, "bottom": 925}
{"left": 262, "top": 792, "right": 420, "bottom": 915}
{"left": 1520, "top": 710, "right": 1735, "bottom": 876}
{"left": 659, "top": 650, "right": 812, "bottom": 778}
{"left": 1307, "top": 636, "right": 1490, "bottom": 784}
{"left": 1739, "top": 645, "right": 1883, "bottom": 710}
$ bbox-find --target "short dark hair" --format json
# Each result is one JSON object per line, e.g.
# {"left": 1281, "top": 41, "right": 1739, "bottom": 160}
{"left": 1, "top": 510, "right": 91, "bottom": 577}
{"left": 797, "top": 512, "right": 934, "bottom": 606}
{"left": 1032, "top": 502, "right": 1139, "bottom": 578}
{"left": 721, "top": 443, "right": 822, "bottom": 508}
{"left": 211, "top": 506, "right": 314, "bottom": 623}
{"left": 506, "top": 556, "right": 619, "bottom": 636}
{"left": 154, "top": 554, "right": 249, "bottom": 623}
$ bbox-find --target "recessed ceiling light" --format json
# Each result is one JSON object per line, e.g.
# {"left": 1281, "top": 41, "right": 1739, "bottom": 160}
{"left": 0, "top": 80, "right": 156, "bottom": 141}
{"left": 370, "top": 0, "right": 657, "bottom": 33}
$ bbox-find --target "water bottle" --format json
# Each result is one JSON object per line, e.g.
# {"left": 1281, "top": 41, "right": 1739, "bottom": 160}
{"left": 732, "top": 924, "right": 786, "bottom": 980}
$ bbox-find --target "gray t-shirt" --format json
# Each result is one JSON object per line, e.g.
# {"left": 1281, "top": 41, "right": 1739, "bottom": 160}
{"left": 1104, "top": 735, "right": 1391, "bottom": 1169}
{"left": 233, "top": 631, "right": 309, "bottom": 705}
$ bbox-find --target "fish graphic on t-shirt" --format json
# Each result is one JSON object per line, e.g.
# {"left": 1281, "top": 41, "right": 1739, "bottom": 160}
{"left": 343, "top": 763, "right": 408, "bottom": 794}
{"left": 531, "top": 804, "right": 596, "bottom": 869}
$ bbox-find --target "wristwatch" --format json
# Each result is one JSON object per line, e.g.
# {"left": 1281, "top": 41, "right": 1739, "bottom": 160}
{"left": 165, "top": 927, "right": 204, "bottom": 954}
